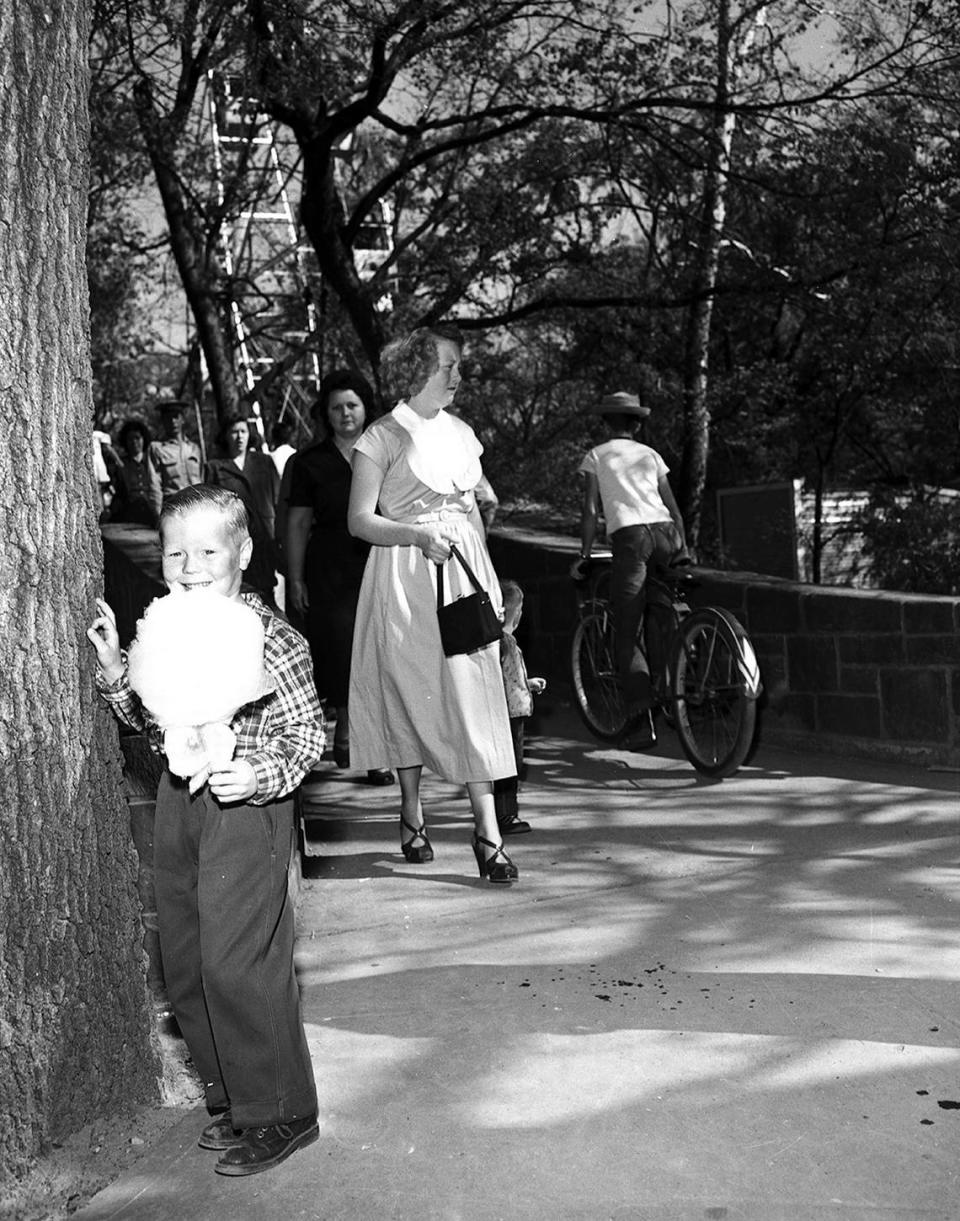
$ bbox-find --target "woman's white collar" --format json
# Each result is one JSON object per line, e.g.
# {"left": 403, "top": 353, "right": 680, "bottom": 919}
{"left": 390, "top": 402, "right": 482, "bottom": 494}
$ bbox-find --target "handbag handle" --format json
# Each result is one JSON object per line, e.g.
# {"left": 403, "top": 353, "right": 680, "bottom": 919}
{"left": 436, "top": 543, "right": 486, "bottom": 610}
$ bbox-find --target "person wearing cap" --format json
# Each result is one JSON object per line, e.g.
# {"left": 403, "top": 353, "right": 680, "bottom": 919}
{"left": 148, "top": 399, "right": 203, "bottom": 512}
{"left": 570, "top": 390, "right": 688, "bottom": 746}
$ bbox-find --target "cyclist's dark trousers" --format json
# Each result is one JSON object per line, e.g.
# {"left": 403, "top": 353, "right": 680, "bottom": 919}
{"left": 610, "top": 521, "right": 683, "bottom": 714}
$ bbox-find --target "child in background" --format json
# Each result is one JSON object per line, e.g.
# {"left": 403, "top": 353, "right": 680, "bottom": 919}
{"left": 87, "top": 485, "right": 324, "bottom": 1178}
{"left": 494, "top": 579, "right": 546, "bottom": 835}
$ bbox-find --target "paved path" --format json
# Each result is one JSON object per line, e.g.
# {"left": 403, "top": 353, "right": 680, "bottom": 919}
{"left": 78, "top": 703, "right": 960, "bottom": 1220}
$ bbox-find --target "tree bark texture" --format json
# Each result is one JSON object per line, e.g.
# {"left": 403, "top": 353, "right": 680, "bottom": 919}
{"left": 0, "top": 2, "right": 160, "bottom": 1190}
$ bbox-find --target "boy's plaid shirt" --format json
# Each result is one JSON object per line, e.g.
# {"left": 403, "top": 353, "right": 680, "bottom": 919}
{"left": 96, "top": 592, "right": 325, "bottom": 804}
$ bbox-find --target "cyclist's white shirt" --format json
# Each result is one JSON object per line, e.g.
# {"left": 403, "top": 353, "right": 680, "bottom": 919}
{"left": 578, "top": 439, "right": 671, "bottom": 534}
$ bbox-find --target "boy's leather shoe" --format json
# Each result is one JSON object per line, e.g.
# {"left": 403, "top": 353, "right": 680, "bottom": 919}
{"left": 198, "top": 1110, "right": 246, "bottom": 1150}
{"left": 214, "top": 1115, "right": 319, "bottom": 1176}
{"left": 499, "top": 814, "right": 532, "bottom": 835}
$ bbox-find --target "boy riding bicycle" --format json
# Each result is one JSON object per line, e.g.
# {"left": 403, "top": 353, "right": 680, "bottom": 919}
{"left": 570, "top": 390, "right": 688, "bottom": 747}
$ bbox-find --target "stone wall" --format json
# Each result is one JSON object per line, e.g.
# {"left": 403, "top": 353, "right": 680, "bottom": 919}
{"left": 101, "top": 519, "right": 959, "bottom": 767}
{"left": 488, "top": 525, "right": 960, "bottom": 769}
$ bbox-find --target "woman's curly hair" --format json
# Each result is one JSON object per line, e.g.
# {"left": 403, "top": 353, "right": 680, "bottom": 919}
{"left": 381, "top": 324, "right": 463, "bottom": 403}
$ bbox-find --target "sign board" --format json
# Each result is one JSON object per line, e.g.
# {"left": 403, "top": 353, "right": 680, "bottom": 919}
{"left": 716, "top": 482, "right": 799, "bottom": 579}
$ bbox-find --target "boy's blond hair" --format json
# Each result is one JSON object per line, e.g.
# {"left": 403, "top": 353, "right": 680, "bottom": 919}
{"left": 159, "top": 485, "right": 251, "bottom": 548}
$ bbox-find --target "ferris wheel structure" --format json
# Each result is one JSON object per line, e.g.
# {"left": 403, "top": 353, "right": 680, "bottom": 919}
{"left": 205, "top": 70, "right": 321, "bottom": 436}
{"left": 203, "top": 72, "right": 396, "bottom": 437}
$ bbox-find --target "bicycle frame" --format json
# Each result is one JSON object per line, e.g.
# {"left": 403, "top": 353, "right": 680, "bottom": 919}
{"left": 640, "top": 567, "right": 691, "bottom": 702}
{"left": 571, "top": 557, "right": 761, "bottom": 776}
{"left": 645, "top": 568, "right": 761, "bottom": 703}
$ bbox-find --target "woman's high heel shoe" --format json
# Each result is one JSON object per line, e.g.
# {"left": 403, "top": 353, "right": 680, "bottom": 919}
{"left": 400, "top": 815, "right": 434, "bottom": 863}
{"left": 472, "top": 835, "right": 519, "bottom": 884}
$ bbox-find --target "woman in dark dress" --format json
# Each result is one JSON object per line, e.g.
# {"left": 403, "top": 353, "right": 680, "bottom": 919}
{"left": 205, "top": 413, "right": 280, "bottom": 601}
{"left": 286, "top": 370, "right": 393, "bottom": 785}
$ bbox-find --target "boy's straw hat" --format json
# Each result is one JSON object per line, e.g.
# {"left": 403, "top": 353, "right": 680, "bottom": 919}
{"left": 593, "top": 391, "right": 650, "bottom": 417}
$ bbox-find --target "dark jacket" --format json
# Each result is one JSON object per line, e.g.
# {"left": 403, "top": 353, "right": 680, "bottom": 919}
{"left": 205, "top": 452, "right": 280, "bottom": 597}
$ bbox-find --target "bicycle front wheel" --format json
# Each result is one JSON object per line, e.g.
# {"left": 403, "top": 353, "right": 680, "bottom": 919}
{"left": 670, "top": 608, "right": 758, "bottom": 778}
{"left": 571, "top": 612, "right": 630, "bottom": 741}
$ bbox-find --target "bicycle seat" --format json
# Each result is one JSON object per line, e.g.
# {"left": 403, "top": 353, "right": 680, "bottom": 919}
{"left": 673, "top": 568, "right": 700, "bottom": 593}
{"left": 650, "top": 557, "right": 699, "bottom": 594}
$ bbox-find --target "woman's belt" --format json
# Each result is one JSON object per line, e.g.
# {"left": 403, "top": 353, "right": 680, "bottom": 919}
{"left": 412, "top": 508, "right": 471, "bottom": 524}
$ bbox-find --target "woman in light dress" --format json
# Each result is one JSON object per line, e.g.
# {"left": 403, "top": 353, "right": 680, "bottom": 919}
{"left": 347, "top": 325, "right": 519, "bottom": 884}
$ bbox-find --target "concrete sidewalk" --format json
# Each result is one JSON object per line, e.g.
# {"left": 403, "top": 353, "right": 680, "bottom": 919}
{"left": 78, "top": 703, "right": 960, "bottom": 1220}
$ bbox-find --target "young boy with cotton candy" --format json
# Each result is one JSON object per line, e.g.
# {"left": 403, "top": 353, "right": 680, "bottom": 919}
{"left": 87, "top": 484, "right": 324, "bottom": 1177}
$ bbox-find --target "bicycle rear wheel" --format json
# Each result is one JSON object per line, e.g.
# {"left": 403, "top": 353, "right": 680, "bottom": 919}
{"left": 670, "top": 608, "right": 759, "bottom": 778}
{"left": 571, "top": 611, "right": 630, "bottom": 741}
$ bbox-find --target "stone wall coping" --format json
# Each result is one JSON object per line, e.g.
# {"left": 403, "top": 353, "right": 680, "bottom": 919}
{"left": 491, "top": 524, "right": 588, "bottom": 555}
{"left": 489, "top": 523, "right": 960, "bottom": 607}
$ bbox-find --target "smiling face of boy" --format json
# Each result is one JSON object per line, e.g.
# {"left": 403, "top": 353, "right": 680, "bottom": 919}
{"left": 161, "top": 505, "right": 252, "bottom": 599}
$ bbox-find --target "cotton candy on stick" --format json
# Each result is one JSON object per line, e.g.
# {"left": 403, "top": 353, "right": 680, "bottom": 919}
{"left": 127, "top": 590, "right": 273, "bottom": 791}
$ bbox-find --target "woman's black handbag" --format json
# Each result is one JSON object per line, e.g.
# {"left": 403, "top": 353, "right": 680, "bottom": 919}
{"left": 436, "top": 544, "right": 502, "bottom": 657}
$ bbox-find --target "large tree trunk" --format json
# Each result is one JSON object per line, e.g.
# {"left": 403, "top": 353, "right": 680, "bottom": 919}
{"left": 0, "top": 1, "right": 159, "bottom": 1191}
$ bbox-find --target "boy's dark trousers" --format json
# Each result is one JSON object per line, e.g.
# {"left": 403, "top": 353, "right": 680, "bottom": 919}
{"left": 153, "top": 774, "right": 317, "bottom": 1129}
{"left": 493, "top": 716, "right": 525, "bottom": 826}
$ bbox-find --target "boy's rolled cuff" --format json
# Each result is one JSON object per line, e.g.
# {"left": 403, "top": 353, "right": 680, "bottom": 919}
{"left": 94, "top": 657, "right": 129, "bottom": 694}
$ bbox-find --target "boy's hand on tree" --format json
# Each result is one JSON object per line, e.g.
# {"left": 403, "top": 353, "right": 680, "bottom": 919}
{"left": 86, "top": 598, "right": 124, "bottom": 682}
